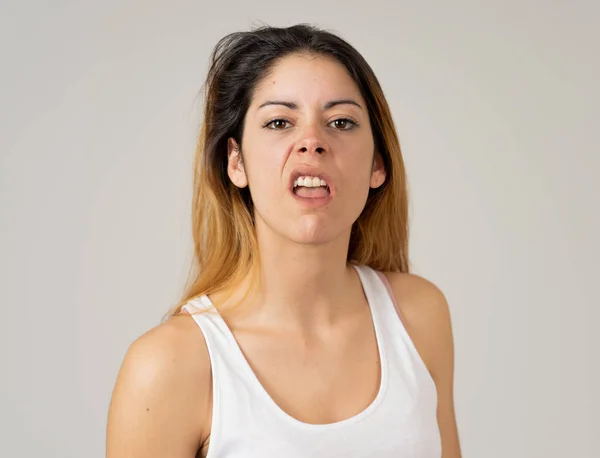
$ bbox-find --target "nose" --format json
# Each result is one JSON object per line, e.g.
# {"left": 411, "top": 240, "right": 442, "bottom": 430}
{"left": 296, "top": 124, "right": 328, "bottom": 155}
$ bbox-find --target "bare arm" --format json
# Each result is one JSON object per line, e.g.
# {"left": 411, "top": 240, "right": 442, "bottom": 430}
{"left": 385, "top": 273, "right": 462, "bottom": 458}
{"left": 106, "top": 315, "right": 211, "bottom": 457}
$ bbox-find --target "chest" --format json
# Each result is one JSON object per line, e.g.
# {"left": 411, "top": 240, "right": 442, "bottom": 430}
{"left": 227, "top": 309, "right": 382, "bottom": 425}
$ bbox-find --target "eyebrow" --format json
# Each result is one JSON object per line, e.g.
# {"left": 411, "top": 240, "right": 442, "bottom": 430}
{"left": 257, "top": 99, "right": 363, "bottom": 111}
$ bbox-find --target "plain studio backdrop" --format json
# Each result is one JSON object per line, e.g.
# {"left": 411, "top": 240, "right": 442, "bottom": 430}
{"left": 1, "top": 1, "right": 598, "bottom": 457}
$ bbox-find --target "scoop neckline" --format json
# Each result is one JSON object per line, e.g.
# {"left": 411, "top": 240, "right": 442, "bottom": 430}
{"left": 198, "top": 263, "right": 389, "bottom": 431}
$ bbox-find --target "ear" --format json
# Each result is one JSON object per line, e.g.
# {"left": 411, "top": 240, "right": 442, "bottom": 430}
{"left": 227, "top": 138, "right": 248, "bottom": 188}
{"left": 369, "top": 150, "right": 386, "bottom": 189}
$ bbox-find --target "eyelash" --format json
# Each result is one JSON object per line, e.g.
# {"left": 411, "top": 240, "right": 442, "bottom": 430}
{"left": 263, "top": 117, "right": 359, "bottom": 131}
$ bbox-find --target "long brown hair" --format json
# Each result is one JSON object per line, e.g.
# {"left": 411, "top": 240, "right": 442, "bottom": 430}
{"left": 164, "top": 23, "right": 411, "bottom": 319}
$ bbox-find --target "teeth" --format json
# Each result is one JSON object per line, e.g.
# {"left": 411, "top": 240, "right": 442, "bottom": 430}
{"left": 294, "top": 176, "right": 328, "bottom": 188}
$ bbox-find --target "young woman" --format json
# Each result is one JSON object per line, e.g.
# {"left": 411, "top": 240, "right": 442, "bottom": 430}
{"left": 107, "top": 24, "right": 462, "bottom": 458}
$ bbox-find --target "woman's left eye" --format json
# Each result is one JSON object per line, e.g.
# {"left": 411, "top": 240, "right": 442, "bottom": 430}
{"left": 263, "top": 118, "right": 358, "bottom": 130}
{"left": 329, "top": 118, "right": 358, "bottom": 130}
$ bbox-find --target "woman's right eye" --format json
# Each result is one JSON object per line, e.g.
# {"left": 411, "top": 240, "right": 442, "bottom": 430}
{"left": 264, "top": 119, "right": 291, "bottom": 130}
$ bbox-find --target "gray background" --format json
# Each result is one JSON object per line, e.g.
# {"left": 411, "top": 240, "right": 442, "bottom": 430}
{"left": 1, "top": 1, "right": 598, "bottom": 457}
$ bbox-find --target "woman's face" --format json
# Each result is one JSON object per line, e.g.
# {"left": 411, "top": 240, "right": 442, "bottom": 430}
{"left": 227, "top": 53, "right": 386, "bottom": 246}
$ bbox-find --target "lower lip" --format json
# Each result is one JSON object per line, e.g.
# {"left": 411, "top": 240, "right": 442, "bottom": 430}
{"left": 290, "top": 188, "right": 333, "bottom": 208}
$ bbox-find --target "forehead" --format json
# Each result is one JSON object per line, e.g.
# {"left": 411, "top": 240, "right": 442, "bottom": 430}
{"left": 250, "top": 53, "right": 365, "bottom": 107}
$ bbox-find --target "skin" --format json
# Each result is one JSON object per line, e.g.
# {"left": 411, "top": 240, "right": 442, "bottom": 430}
{"left": 106, "top": 53, "right": 461, "bottom": 457}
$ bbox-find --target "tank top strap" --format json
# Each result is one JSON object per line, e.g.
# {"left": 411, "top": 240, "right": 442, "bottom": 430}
{"left": 181, "top": 296, "right": 235, "bottom": 348}
{"left": 353, "top": 264, "right": 437, "bottom": 392}
{"left": 351, "top": 264, "right": 401, "bottom": 331}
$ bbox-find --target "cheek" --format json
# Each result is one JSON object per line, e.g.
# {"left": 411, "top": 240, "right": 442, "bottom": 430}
{"left": 338, "top": 149, "right": 373, "bottom": 192}
{"left": 347, "top": 170, "right": 372, "bottom": 209}
{"left": 243, "top": 147, "right": 286, "bottom": 202}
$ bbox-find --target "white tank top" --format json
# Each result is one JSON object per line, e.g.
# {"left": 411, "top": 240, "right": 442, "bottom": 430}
{"left": 182, "top": 264, "right": 442, "bottom": 457}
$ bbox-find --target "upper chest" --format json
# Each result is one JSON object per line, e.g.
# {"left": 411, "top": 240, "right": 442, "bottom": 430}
{"left": 220, "top": 301, "right": 383, "bottom": 425}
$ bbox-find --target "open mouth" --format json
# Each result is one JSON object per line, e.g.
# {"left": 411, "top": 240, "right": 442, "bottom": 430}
{"left": 292, "top": 185, "right": 331, "bottom": 199}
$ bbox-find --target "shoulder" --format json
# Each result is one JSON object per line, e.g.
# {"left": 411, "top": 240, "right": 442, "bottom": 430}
{"left": 118, "top": 312, "right": 212, "bottom": 388}
{"left": 106, "top": 313, "right": 212, "bottom": 456}
{"left": 380, "top": 271, "right": 455, "bottom": 383}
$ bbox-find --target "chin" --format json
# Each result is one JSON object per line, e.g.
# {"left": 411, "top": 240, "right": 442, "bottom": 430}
{"left": 291, "top": 233, "right": 333, "bottom": 246}
{"left": 255, "top": 212, "right": 351, "bottom": 246}
{"left": 286, "top": 221, "right": 342, "bottom": 246}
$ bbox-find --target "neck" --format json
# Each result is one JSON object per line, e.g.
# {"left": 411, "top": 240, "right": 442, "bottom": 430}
{"left": 218, "top": 223, "right": 359, "bottom": 332}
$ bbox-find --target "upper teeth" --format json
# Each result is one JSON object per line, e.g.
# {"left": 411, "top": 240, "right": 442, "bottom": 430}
{"left": 294, "top": 176, "right": 328, "bottom": 188}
